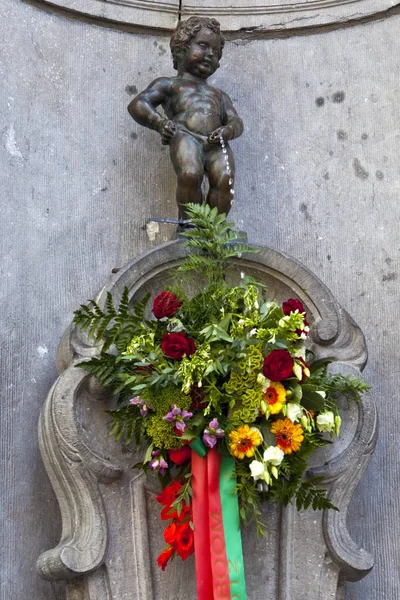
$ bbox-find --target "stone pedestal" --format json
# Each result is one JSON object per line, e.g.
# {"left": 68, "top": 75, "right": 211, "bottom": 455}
{"left": 37, "top": 241, "right": 377, "bottom": 599}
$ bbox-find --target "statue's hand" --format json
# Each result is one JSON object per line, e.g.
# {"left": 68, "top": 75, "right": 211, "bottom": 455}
{"left": 158, "top": 119, "right": 177, "bottom": 145}
{"left": 208, "top": 126, "right": 232, "bottom": 144}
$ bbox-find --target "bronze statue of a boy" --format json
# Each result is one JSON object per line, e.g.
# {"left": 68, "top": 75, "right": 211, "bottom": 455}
{"left": 128, "top": 17, "right": 243, "bottom": 219}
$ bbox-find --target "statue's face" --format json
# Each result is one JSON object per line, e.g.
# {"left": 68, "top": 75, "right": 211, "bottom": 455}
{"left": 181, "top": 27, "right": 221, "bottom": 79}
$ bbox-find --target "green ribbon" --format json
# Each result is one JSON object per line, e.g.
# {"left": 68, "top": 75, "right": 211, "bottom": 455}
{"left": 220, "top": 456, "right": 247, "bottom": 600}
{"left": 189, "top": 437, "right": 207, "bottom": 457}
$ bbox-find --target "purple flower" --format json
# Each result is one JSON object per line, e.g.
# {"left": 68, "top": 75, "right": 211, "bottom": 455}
{"left": 159, "top": 458, "right": 168, "bottom": 475}
{"left": 164, "top": 405, "right": 181, "bottom": 422}
{"left": 163, "top": 405, "right": 193, "bottom": 432}
{"left": 148, "top": 450, "right": 168, "bottom": 475}
{"left": 129, "top": 396, "right": 143, "bottom": 406}
{"left": 202, "top": 419, "right": 225, "bottom": 449}
{"left": 130, "top": 396, "right": 152, "bottom": 417}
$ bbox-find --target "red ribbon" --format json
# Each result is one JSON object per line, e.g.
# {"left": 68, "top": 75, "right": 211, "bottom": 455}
{"left": 207, "top": 449, "right": 231, "bottom": 599}
{"left": 192, "top": 449, "right": 231, "bottom": 599}
{"left": 191, "top": 450, "right": 214, "bottom": 599}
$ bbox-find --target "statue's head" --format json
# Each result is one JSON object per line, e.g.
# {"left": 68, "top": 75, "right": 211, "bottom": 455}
{"left": 170, "top": 16, "right": 225, "bottom": 76}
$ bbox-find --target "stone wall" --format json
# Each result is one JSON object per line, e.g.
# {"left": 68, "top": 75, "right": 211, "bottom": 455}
{"left": 1, "top": 0, "right": 399, "bottom": 597}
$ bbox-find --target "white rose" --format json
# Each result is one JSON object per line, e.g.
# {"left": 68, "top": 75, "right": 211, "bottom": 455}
{"left": 316, "top": 411, "right": 335, "bottom": 432}
{"left": 249, "top": 460, "right": 265, "bottom": 481}
{"left": 263, "top": 446, "right": 284, "bottom": 466}
{"left": 286, "top": 402, "right": 303, "bottom": 423}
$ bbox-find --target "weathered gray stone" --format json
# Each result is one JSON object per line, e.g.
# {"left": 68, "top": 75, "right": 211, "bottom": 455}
{"left": 32, "top": 0, "right": 397, "bottom": 31}
{"left": 181, "top": 0, "right": 395, "bottom": 32}
{"left": 37, "top": 240, "right": 377, "bottom": 599}
{"left": 36, "top": 0, "right": 180, "bottom": 29}
{"left": 2, "top": 0, "right": 400, "bottom": 597}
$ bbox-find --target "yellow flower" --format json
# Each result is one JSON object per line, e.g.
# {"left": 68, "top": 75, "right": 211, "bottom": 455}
{"left": 262, "top": 382, "right": 287, "bottom": 415}
{"left": 270, "top": 418, "right": 304, "bottom": 454}
{"left": 229, "top": 425, "right": 262, "bottom": 460}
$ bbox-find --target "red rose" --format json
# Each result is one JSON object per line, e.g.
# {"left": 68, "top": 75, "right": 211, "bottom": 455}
{"left": 153, "top": 291, "right": 182, "bottom": 319}
{"left": 161, "top": 333, "right": 196, "bottom": 360}
{"left": 282, "top": 298, "right": 305, "bottom": 315}
{"left": 168, "top": 446, "right": 192, "bottom": 465}
{"left": 263, "top": 349, "right": 294, "bottom": 381}
{"left": 157, "top": 546, "right": 174, "bottom": 571}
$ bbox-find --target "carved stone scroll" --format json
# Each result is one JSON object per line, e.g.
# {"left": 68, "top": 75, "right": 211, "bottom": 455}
{"left": 38, "top": 240, "right": 377, "bottom": 599}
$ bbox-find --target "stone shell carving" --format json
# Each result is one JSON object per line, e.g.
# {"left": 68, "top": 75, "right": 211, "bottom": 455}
{"left": 37, "top": 240, "right": 377, "bottom": 599}
{"left": 35, "top": 0, "right": 393, "bottom": 31}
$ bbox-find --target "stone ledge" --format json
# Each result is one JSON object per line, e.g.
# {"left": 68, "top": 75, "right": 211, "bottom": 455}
{"left": 34, "top": 0, "right": 395, "bottom": 31}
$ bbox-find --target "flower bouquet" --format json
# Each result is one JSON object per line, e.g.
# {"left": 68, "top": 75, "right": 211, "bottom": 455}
{"left": 74, "top": 204, "right": 368, "bottom": 598}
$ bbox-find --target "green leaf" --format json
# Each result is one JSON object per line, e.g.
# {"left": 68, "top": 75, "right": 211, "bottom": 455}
{"left": 287, "top": 382, "right": 303, "bottom": 403}
{"left": 144, "top": 442, "right": 154, "bottom": 464}
{"left": 301, "top": 385, "right": 326, "bottom": 411}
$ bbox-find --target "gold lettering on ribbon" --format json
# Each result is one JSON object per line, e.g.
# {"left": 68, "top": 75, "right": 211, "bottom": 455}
{"left": 210, "top": 512, "right": 229, "bottom": 599}
{"left": 229, "top": 558, "right": 242, "bottom": 599}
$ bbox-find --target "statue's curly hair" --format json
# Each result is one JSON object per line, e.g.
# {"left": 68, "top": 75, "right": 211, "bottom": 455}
{"left": 170, "top": 16, "right": 225, "bottom": 70}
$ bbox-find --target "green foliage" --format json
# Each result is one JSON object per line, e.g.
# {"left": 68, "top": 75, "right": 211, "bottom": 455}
{"left": 170, "top": 472, "right": 193, "bottom": 518}
{"left": 108, "top": 404, "right": 145, "bottom": 445}
{"left": 75, "top": 353, "right": 118, "bottom": 387}
{"left": 235, "top": 461, "right": 266, "bottom": 535}
{"left": 309, "top": 363, "right": 371, "bottom": 410}
{"left": 179, "top": 203, "right": 258, "bottom": 285}
{"left": 295, "top": 478, "right": 338, "bottom": 512}
{"left": 73, "top": 206, "right": 368, "bottom": 534}
{"left": 264, "top": 452, "right": 336, "bottom": 511}
{"left": 74, "top": 288, "right": 150, "bottom": 353}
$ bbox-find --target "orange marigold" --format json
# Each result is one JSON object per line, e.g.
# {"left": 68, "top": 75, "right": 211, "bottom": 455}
{"left": 270, "top": 417, "right": 304, "bottom": 454}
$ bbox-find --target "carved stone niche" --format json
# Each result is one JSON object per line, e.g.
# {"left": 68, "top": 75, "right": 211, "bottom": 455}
{"left": 37, "top": 240, "right": 377, "bottom": 600}
{"left": 181, "top": 0, "right": 393, "bottom": 32}
{"left": 35, "top": 0, "right": 393, "bottom": 31}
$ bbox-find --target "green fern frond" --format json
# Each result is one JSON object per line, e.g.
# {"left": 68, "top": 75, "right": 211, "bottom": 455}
{"left": 296, "top": 478, "right": 338, "bottom": 511}
{"left": 178, "top": 203, "right": 259, "bottom": 286}
{"left": 76, "top": 354, "right": 119, "bottom": 387}
{"left": 107, "top": 405, "right": 144, "bottom": 444}
{"left": 74, "top": 288, "right": 151, "bottom": 352}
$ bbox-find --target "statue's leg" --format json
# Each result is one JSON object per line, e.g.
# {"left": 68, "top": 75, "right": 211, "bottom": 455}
{"left": 169, "top": 132, "right": 205, "bottom": 219}
{"left": 205, "top": 144, "right": 235, "bottom": 214}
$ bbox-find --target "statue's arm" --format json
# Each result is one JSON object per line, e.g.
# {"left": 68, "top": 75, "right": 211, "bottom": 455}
{"left": 221, "top": 91, "right": 244, "bottom": 140}
{"left": 128, "top": 78, "right": 172, "bottom": 133}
